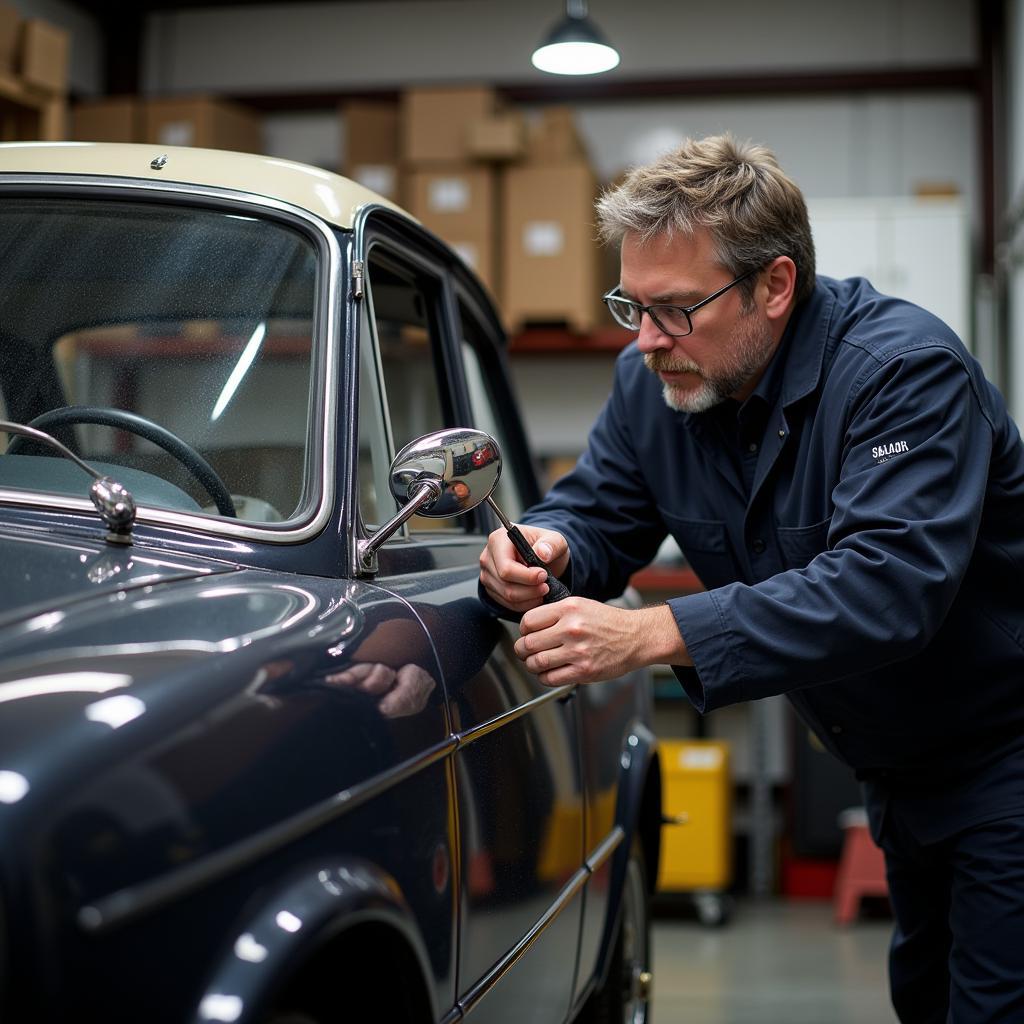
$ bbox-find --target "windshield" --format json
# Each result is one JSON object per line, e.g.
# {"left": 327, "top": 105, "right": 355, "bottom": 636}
{"left": 0, "top": 195, "right": 321, "bottom": 525}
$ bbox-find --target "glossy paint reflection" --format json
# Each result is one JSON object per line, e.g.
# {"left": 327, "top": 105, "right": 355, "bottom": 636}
{"left": 383, "top": 557, "right": 585, "bottom": 1023}
{"left": 0, "top": 527, "right": 225, "bottom": 627}
{"left": 0, "top": 570, "right": 456, "bottom": 1023}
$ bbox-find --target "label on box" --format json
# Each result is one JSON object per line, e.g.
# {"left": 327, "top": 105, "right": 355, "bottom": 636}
{"left": 451, "top": 242, "right": 479, "bottom": 270}
{"left": 523, "top": 221, "right": 564, "bottom": 257}
{"left": 428, "top": 177, "right": 470, "bottom": 213}
{"left": 354, "top": 164, "right": 397, "bottom": 198}
{"left": 159, "top": 120, "right": 195, "bottom": 147}
{"left": 679, "top": 747, "right": 723, "bottom": 771}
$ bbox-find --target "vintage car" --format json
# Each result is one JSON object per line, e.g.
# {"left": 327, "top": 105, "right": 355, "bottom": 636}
{"left": 0, "top": 141, "right": 662, "bottom": 1024}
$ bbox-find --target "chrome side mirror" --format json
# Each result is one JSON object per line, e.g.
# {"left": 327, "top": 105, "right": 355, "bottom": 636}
{"left": 357, "top": 428, "right": 501, "bottom": 573}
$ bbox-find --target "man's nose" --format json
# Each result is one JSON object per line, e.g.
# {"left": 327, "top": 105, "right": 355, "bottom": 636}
{"left": 635, "top": 311, "right": 675, "bottom": 353}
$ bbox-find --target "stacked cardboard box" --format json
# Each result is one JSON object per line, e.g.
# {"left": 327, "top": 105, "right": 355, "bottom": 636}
{"left": 145, "top": 96, "right": 262, "bottom": 152}
{"left": 405, "top": 167, "right": 496, "bottom": 285}
{"left": 401, "top": 86, "right": 495, "bottom": 164}
{"left": 71, "top": 95, "right": 263, "bottom": 153}
{"left": 502, "top": 107, "right": 600, "bottom": 334}
{"left": 0, "top": 3, "right": 21, "bottom": 76}
{"left": 343, "top": 87, "right": 601, "bottom": 323}
{"left": 467, "top": 111, "right": 526, "bottom": 163}
{"left": 18, "top": 17, "right": 69, "bottom": 94}
{"left": 342, "top": 100, "right": 400, "bottom": 200}
{"left": 399, "top": 86, "right": 500, "bottom": 296}
{"left": 71, "top": 97, "right": 143, "bottom": 143}
{"left": 0, "top": 5, "right": 69, "bottom": 142}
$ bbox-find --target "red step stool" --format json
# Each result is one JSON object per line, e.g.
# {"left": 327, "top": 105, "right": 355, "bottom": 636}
{"left": 834, "top": 807, "right": 889, "bottom": 924}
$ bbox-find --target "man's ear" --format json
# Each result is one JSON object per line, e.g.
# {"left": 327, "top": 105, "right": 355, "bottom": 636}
{"left": 763, "top": 256, "right": 797, "bottom": 321}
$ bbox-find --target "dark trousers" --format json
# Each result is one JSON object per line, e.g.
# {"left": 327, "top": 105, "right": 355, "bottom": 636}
{"left": 875, "top": 808, "right": 1024, "bottom": 1023}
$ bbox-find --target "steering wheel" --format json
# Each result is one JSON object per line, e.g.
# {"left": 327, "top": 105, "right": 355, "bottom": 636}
{"left": 7, "top": 406, "right": 237, "bottom": 518}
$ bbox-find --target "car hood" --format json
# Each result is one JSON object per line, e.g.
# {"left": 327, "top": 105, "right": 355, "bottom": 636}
{"left": 0, "top": 526, "right": 234, "bottom": 633}
{"left": 0, "top": 529, "right": 451, "bottom": 923}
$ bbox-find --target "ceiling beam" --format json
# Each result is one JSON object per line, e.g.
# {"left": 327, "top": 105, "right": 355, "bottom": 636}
{"left": 225, "top": 65, "right": 979, "bottom": 113}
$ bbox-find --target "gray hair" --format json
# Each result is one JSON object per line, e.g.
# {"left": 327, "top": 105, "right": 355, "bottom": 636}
{"left": 596, "top": 133, "right": 816, "bottom": 304}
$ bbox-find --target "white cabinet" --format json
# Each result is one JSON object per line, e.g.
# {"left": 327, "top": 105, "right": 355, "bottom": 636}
{"left": 807, "top": 197, "right": 972, "bottom": 346}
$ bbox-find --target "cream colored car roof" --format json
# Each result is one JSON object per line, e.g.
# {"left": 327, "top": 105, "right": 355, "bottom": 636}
{"left": 0, "top": 141, "right": 404, "bottom": 229}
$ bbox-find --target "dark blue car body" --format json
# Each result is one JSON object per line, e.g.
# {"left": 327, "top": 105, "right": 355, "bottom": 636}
{"left": 0, "top": 143, "right": 661, "bottom": 1024}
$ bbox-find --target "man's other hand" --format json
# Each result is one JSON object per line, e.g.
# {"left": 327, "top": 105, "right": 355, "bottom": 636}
{"left": 514, "top": 599, "right": 689, "bottom": 685}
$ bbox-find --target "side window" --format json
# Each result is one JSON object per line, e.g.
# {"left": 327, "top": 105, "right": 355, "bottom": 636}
{"left": 356, "top": 298, "right": 392, "bottom": 529}
{"left": 458, "top": 298, "right": 525, "bottom": 522}
{"left": 359, "top": 245, "right": 457, "bottom": 533}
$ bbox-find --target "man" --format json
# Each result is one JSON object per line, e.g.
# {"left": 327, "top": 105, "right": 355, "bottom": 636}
{"left": 479, "top": 134, "right": 1024, "bottom": 1023}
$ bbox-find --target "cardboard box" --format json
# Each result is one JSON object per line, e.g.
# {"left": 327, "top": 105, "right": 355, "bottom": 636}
{"left": 71, "top": 98, "right": 143, "bottom": 143}
{"left": 401, "top": 86, "right": 495, "bottom": 164}
{"left": 144, "top": 96, "right": 263, "bottom": 153}
{"left": 344, "top": 100, "right": 399, "bottom": 165}
{"left": 467, "top": 112, "right": 526, "bottom": 162}
{"left": 502, "top": 161, "right": 600, "bottom": 333}
{"left": 349, "top": 164, "right": 400, "bottom": 200}
{"left": 526, "top": 106, "right": 588, "bottom": 165}
{"left": 0, "top": 3, "right": 19, "bottom": 75}
{"left": 18, "top": 18, "right": 69, "bottom": 95}
{"left": 406, "top": 165, "right": 497, "bottom": 293}
{"left": 342, "top": 100, "right": 400, "bottom": 199}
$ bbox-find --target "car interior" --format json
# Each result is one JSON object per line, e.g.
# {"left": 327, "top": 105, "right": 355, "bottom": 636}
{"left": 0, "top": 194, "right": 319, "bottom": 524}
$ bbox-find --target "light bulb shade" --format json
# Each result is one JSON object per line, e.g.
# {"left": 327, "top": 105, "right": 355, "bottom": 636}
{"left": 531, "top": 13, "right": 620, "bottom": 75}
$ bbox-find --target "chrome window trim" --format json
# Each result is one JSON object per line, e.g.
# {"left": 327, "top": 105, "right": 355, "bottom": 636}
{"left": 586, "top": 824, "right": 625, "bottom": 874}
{"left": 0, "top": 174, "right": 344, "bottom": 545}
{"left": 351, "top": 233, "right": 435, "bottom": 560}
{"left": 458, "top": 826, "right": 625, "bottom": 1018}
{"left": 454, "top": 683, "right": 576, "bottom": 746}
{"left": 459, "top": 862, "right": 591, "bottom": 1017}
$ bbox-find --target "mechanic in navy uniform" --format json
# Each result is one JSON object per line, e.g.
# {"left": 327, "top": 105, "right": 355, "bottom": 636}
{"left": 479, "top": 134, "right": 1024, "bottom": 1023}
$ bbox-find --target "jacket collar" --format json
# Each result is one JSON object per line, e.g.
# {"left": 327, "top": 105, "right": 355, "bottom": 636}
{"left": 679, "top": 277, "right": 836, "bottom": 433}
{"left": 777, "top": 277, "right": 836, "bottom": 409}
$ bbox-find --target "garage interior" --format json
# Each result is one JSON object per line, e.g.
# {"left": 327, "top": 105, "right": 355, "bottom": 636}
{"left": 1, "top": 1, "right": 1021, "bottom": 1021}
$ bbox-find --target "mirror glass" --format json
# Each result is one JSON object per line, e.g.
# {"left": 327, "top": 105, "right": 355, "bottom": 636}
{"left": 389, "top": 428, "right": 501, "bottom": 518}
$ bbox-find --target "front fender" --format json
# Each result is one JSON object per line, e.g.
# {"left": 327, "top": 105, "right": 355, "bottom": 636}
{"left": 191, "top": 858, "right": 437, "bottom": 1024}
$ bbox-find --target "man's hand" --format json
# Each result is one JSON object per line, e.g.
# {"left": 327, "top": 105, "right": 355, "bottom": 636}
{"left": 325, "top": 662, "right": 436, "bottom": 718}
{"left": 479, "top": 523, "right": 570, "bottom": 613}
{"left": 514, "top": 599, "right": 691, "bottom": 686}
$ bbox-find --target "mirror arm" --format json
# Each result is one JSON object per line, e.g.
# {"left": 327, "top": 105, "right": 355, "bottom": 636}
{"left": 356, "top": 478, "right": 442, "bottom": 574}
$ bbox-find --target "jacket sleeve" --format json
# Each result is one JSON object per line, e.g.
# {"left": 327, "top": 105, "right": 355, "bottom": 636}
{"left": 521, "top": 349, "right": 669, "bottom": 601}
{"left": 674, "top": 341, "right": 996, "bottom": 712}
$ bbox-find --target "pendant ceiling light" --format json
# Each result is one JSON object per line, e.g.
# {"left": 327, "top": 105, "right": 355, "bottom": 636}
{"left": 531, "top": 0, "right": 620, "bottom": 76}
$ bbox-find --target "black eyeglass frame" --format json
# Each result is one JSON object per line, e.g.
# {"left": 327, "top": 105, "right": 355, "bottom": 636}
{"left": 602, "top": 266, "right": 761, "bottom": 337}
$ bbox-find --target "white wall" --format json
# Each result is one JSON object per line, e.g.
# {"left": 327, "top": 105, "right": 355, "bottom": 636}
{"left": 140, "top": 0, "right": 974, "bottom": 94}
{"left": 573, "top": 93, "right": 978, "bottom": 204}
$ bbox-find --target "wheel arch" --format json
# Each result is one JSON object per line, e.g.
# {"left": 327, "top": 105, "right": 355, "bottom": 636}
{"left": 615, "top": 720, "right": 662, "bottom": 893}
{"left": 588, "top": 721, "right": 662, "bottom": 994}
{"left": 189, "top": 858, "right": 438, "bottom": 1024}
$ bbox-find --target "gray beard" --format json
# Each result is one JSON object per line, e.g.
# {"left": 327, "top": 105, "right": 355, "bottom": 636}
{"left": 645, "top": 311, "right": 775, "bottom": 413}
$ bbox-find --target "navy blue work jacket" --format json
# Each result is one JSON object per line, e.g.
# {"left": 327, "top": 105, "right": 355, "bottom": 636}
{"left": 523, "top": 276, "right": 1024, "bottom": 803}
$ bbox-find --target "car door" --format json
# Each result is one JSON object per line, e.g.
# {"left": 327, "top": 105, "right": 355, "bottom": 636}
{"left": 354, "top": 215, "right": 585, "bottom": 1023}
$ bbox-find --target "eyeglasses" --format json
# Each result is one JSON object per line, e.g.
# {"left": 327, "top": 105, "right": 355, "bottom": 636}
{"left": 602, "top": 266, "right": 760, "bottom": 337}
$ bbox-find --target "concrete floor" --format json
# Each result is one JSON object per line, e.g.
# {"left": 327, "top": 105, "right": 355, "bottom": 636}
{"left": 652, "top": 898, "right": 898, "bottom": 1023}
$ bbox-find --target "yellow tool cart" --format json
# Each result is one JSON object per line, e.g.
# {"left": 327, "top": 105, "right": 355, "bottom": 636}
{"left": 657, "top": 738, "right": 734, "bottom": 925}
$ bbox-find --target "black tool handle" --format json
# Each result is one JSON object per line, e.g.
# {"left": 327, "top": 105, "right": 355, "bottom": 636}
{"left": 506, "top": 524, "right": 571, "bottom": 603}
